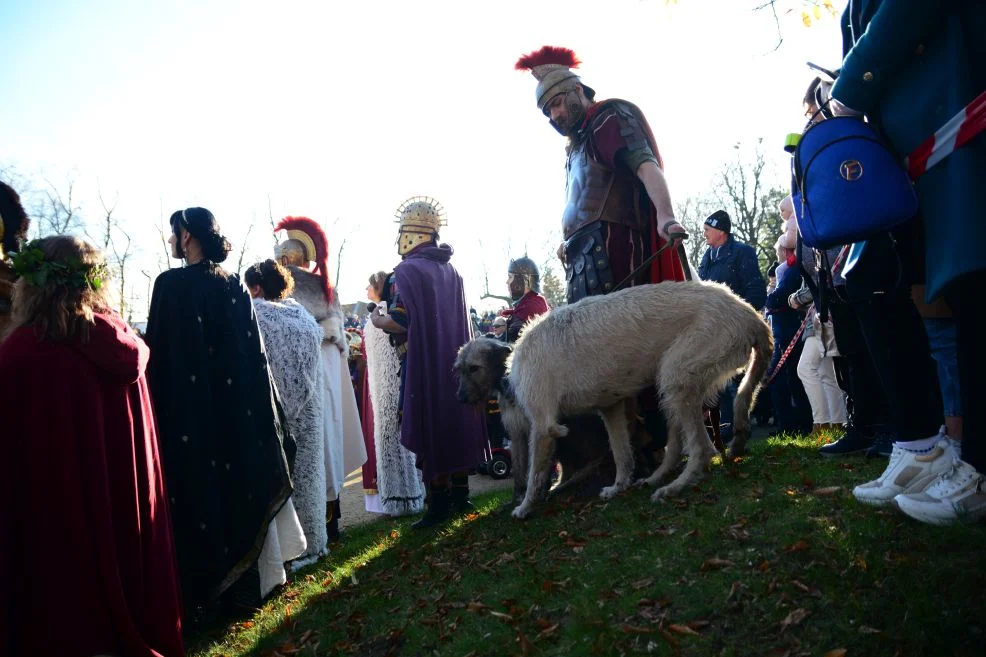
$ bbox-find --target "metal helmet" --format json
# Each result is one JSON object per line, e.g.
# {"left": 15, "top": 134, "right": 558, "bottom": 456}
{"left": 515, "top": 46, "right": 596, "bottom": 116}
{"left": 395, "top": 196, "right": 446, "bottom": 256}
{"left": 508, "top": 256, "right": 541, "bottom": 293}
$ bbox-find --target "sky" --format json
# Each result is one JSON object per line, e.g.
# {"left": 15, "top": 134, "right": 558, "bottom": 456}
{"left": 0, "top": 0, "right": 845, "bottom": 319}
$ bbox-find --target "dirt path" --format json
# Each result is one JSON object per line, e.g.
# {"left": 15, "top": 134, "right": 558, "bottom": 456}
{"left": 338, "top": 471, "right": 512, "bottom": 530}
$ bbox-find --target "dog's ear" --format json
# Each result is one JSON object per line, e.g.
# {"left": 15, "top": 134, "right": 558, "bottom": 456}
{"left": 489, "top": 340, "right": 513, "bottom": 363}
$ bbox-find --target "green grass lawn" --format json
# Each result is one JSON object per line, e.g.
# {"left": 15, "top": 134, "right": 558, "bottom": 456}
{"left": 188, "top": 434, "right": 986, "bottom": 657}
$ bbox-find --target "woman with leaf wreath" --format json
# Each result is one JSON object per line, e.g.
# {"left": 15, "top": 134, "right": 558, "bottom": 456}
{"left": 0, "top": 235, "right": 184, "bottom": 657}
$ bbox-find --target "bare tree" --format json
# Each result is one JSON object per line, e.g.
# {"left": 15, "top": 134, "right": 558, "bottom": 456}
{"left": 334, "top": 236, "right": 347, "bottom": 289}
{"left": 477, "top": 235, "right": 513, "bottom": 304}
{"left": 675, "top": 141, "right": 788, "bottom": 276}
{"left": 268, "top": 194, "right": 280, "bottom": 248}
{"left": 94, "top": 187, "right": 134, "bottom": 318}
{"left": 35, "top": 174, "right": 84, "bottom": 236}
{"left": 675, "top": 195, "right": 718, "bottom": 270}
{"left": 236, "top": 220, "right": 255, "bottom": 273}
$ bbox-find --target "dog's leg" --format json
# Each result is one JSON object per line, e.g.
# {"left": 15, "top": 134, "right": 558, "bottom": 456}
{"left": 510, "top": 426, "right": 529, "bottom": 504}
{"left": 598, "top": 401, "right": 634, "bottom": 500}
{"left": 653, "top": 396, "right": 715, "bottom": 501}
{"left": 512, "top": 419, "right": 566, "bottom": 519}
{"left": 637, "top": 420, "right": 681, "bottom": 488}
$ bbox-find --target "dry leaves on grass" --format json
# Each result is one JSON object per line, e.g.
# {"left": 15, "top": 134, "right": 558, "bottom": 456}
{"left": 785, "top": 539, "right": 810, "bottom": 553}
{"left": 700, "top": 557, "right": 735, "bottom": 572}
{"left": 779, "top": 608, "right": 810, "bottom": 631}
{"left": 823, "top": 650, "right": 848, "bottom": 657}
{"left": 813, "top": 486, "right": 843, "bottom": 497}
{"left": 667, "top": 623, "right": 701, "bottom": 636}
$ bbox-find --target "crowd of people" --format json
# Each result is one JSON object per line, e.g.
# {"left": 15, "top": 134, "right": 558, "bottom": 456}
{"left": 1, "top": 4, "right": 983, "bottom": 655}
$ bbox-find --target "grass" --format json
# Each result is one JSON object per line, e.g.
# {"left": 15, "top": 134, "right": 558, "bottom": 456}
{"left": 188, "top": 433, "right": 986, "bottom": 657}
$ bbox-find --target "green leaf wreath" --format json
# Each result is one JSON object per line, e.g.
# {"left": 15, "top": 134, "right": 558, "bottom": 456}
{"left": 11, "top": 240, "right": 109, "bottom": 291}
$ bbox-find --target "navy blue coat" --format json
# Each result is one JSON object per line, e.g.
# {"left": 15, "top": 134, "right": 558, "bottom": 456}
{"left": 832, "top": 0, "right": 986, "bottom": 300}
{"left": 698, "top": 235, "right": 767, "bottom": 309}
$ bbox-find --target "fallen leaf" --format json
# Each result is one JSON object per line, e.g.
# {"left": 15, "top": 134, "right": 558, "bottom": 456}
{"left": 814, "top": 486, "right": 843, "bottom": 496}
{"left": 758, "top": 560, "right": 771, "bottom": 572}
{"left": 687, "top": 620, "right": 710, "bottom": 630}
{"left": 858, "top": 626, "right": 881, "bottom": 634}
{"left": 764, "top": 649, "right": 790, "bottom": 657}
{"left": 823, "top": 650, "right": 848, "bottom": 657}
{"left": 668, "top": 623, "right": 701, "bottom": 636}
{"left": 489, "top": 611, "right": 514, "bottom": 622}
{"left": 685, "top": 529, "right": 700, "bottom": 538}
{"left": 701, "top": 557, "right": 735, "bottom": 572}
{"left": 658, "top": 628, "right": 680, "bottom": 649}
{"left": 621, "top": 624, "right": 653, "bottom": 634}
{"left": 727, "top": 581, "right": 746, "bottom": 602}
{"left": 791, "top": 580, "right": 811, "bottom": 593}
{"left": 785, "top": 540, "right": 810, "bottom": 553}
{"left": 631, "top": 578, "right": 654, "bottom": 590}
{"left": 780, "top": 608, "right": 810, "bottom": 630}
{"left": 537, "top": 623, "right": 560, "bottom": 639}
{"left": 241, "top": 621, "right": 255, "bottom": 629}
{"left": 467, "top": 601, "right": 488, "bottom": 612}
{"left": 517, "top": 631, "right": 535, "bottom": 656}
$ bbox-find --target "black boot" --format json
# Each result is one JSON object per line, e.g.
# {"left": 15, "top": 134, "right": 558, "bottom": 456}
{"left": 412, "top": 485, "right": 451, "bottom": 529}
{"left": 449, "top": 474, "right": 474, "bottom": 514}
{"left": 326, "top": 499, "right": 342, "bottom": 543}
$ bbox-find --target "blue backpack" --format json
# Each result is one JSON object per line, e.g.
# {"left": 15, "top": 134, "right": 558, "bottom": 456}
{"left": 791, "top": 116, "right": 918, "bottom": 249}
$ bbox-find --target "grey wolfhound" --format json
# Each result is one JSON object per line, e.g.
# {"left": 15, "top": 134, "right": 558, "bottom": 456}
{"left": 455, "top": 280, "right": 773, "bottom": 519}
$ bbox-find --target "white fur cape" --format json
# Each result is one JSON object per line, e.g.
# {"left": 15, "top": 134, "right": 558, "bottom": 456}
{"left": 289, "top": 268, "right": 367, "bottom": 503}
{"left": 363, "top": 303, "right": 425, "bottom": 516}
{"left": 253, "top": 297, "right": 327, "bottom": 561}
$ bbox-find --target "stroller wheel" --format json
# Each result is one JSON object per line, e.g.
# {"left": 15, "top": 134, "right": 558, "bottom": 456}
{"left": 490, "top": 453, "right": 511, "bottom": 479}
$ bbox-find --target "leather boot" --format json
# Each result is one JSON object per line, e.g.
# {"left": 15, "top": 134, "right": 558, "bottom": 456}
{"left": 449, "top": 474, "right": 474, "bottom": 514}
{"left": 412, "top": 486, "right": 451, "bottom": 529}
{"left": 326, "top": 499, "right": 342, "bottom": 543}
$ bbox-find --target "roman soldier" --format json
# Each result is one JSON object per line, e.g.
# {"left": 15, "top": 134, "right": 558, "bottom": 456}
{"left": 274, "top": 216, "right": 367, "bottom": 542}
{"left": 0, "top": 181, "right": 30, "bottom": 343}
{"left": 515, "top": 46, "right": 687, "bottom": 301}
{"left": 368, "top": 197, "right": 487, "bottom": 528}
{"left": 501, "top": 256, "right": 550, "bottom": 343}
{"left": 516, "top": 46, "right": 690, "bottom": 472}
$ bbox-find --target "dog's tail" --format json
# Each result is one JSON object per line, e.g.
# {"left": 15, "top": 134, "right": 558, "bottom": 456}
{"left": 730, "top": 318, "right": 773, "bottom": 456}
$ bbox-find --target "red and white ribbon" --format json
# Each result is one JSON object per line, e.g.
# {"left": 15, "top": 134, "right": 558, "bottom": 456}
{"left": 906, "top": 90, "right": 986, "bottom": 180}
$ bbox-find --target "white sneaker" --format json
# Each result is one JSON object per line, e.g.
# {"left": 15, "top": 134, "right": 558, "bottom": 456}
{"left": 852, "top": 437, "right": 957, "bottom": 506}
{"left": 894, "top": 458, "right": 986, "bottom": 525}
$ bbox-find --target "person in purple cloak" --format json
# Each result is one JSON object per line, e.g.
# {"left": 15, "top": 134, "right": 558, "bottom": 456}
{"left": 368, "top": 196, "right": 487, "bottom": 529}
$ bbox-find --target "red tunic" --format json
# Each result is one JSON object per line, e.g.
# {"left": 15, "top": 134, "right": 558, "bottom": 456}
{"left": 581, "top": 100, "right": 686, "bottom": 286}
{"left": 0, "top": 313, "right": 184, "bottom": 657}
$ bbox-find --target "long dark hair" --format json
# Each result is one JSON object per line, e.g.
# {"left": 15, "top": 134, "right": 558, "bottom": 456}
{"left": 0, "top": 181, "right": 30, "bottom": 254}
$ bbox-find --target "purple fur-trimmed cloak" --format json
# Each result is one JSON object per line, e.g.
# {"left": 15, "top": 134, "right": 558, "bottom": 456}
{"left": 393, "top": 243, "right": 487, "bottom": 483}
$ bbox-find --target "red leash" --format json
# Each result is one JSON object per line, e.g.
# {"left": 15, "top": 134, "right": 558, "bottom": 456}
{"left": 763, "top": 309, "right": 812, "bottom": 387}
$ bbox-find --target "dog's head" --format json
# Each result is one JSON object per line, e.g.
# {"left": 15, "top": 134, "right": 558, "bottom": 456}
{"left": 454, "top": 337, "right": 513, "bottom": 404}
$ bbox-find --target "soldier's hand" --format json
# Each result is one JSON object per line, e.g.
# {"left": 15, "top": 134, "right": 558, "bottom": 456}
{"left": 556, "top": 242, "right": 567, "bottom": 264}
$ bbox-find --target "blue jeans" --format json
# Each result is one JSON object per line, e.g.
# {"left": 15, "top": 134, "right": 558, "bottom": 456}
{"left": 924, "top": 318, "right": 961, "bottom": 417}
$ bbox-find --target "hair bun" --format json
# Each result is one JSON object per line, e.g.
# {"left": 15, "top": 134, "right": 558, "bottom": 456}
{"left": 203, "top": 232, "right": 232, "bottom": 264}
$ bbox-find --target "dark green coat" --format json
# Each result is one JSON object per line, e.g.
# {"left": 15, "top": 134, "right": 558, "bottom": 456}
{"left": 832, "top": 0, "right": 986, "bottom": 300}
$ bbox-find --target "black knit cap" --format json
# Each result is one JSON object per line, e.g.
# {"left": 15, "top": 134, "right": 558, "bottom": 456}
{"left": 704, "top": 210, "right": 731, "bottom": 234}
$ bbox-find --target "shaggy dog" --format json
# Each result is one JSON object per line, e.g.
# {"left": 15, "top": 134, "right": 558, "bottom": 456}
{"left": 455, "top": 281, "right": 772, "bottom": 519}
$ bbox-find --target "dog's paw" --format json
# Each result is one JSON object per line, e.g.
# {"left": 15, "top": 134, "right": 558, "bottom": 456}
{"left": 633, "top": 477, "right": 652, "bottom": 488}
{"left": 511, "top": 504, "right": 533, "bottom": 519}
{"left": 650, "top": 486, "right": 676, "bottom": 503}
{"left": 599, "top": 484, "right": 626, "bottom": 500}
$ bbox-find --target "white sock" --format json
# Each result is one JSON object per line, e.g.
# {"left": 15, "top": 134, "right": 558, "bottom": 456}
{"left": 895, "top": 431, "right": 944, "bottom": 454}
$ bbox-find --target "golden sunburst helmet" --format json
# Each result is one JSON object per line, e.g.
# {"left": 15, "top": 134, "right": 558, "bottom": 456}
{"left": 395, "top": 196, "right": 446, "bottom": 256}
